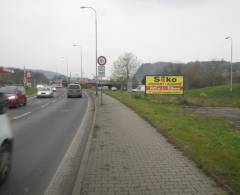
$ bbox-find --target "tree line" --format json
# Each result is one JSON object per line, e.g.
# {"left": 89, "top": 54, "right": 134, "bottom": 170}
{"left": 111, "top": 52, "right": 240, "bottom": 89}
{"left": 154, "top": 60, "right": 240, "bottom": 89}
{"left": 0, "top": 68, "right": 48, "bottom": 86}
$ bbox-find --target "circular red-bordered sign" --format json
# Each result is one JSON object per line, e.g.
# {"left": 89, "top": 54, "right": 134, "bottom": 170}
{"left": 97, "top": 56, "right": 107, "bottom": 66}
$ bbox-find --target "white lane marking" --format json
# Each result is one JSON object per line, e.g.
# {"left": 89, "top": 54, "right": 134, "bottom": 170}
{"left": 13, "top": 112, "right": 31, "bottom": 120}
{"left": 52, "top": 100, "right": 57, "bottom": 103}
{"left": 41, "top": 102, "right": 50, "bottom": 108}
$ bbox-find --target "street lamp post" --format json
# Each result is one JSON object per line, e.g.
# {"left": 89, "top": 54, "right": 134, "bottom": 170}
{"left": 61, "top": 57, "right": 69, "bottom": 84}
{"left": 225, "top": 36, "right": 233, "bottom": 95}
{"left": 80, "top": 6, "right": 98, "bottom": 96}
{"left": 72, "top": 44, "right": 83, "bottom": 80}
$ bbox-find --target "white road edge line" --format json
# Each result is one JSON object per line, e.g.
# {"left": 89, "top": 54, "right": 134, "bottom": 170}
{"left": 44, "top": 91, "right": 95, "bottom": 195}
{"left": 13, "top": 112, "right": 31, "bottom": 120}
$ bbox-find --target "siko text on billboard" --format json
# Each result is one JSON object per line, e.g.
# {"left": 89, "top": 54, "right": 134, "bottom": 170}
{"left": 145, "top": 76, "right": 184, "bottom": 95}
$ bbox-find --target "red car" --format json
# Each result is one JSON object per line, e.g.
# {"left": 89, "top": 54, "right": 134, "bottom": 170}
{"left": 0, "top": 86, "right": 27, "bottom": 108}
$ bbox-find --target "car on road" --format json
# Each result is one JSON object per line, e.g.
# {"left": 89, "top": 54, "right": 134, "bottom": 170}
{"left": 98, "top": 86, "right": 109, "bottom": 90}
{"left": 67, "top": 84, "right": 82, "bottom": 98}
{"left": 36, "top": 84, "right": 44, "bottom": 89}
{"left": 132, "top": 85, "right": 145, "bottom": 93}
{"left": 37, "top": 86, "right": 54, "bottom": 98}
{"left": 52, "top": 86, "right": 56, "bottom": 92}
{"left": 111, "top": 86, "right": 117, "bottom": 91}
{"left": 103, "top": 86, "right": 109, "bottom": 90}
{"left": 0, "top": 86, "right": 27, "bottom": 108}
{"left": 0, "top": 92, "right": 13, "bottom": 184}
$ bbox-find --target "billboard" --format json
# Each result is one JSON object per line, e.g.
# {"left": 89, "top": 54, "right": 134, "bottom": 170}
{"left": 146, "top": 76, "right": 184, "bottom": 95}
{"left": 0, "top": 67, "right": 14, "bottom": 73}
{"left": 24, "top": 69, "right": 32, "bottom": 87}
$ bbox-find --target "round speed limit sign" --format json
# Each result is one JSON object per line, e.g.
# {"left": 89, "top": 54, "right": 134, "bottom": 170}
{"left": 97, "top": 56, "right": 107, "bottom": 66}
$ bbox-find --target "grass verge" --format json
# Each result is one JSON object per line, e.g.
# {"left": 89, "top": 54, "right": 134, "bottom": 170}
{"left": 105, "top": 90, "right": 240, "bottom": 194}
{"left": 26, "top": 87, "right": 37, "bottom": 96}
{"left": 143, "top": 84, "right": 240, "bottom": 107}
{"left": 184, "top": 84, "right": 240, "bottom": 107}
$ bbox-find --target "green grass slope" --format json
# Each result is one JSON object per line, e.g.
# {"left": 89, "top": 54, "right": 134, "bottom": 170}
{"left": 185, "top": 83, "right": 240, "bottom": 98}
{"left": 183, "top": 84, "right": 240, "bottom": 107}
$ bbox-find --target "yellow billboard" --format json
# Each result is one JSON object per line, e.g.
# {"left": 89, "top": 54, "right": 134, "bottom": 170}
{"left": 146, "top": 76, "right": 184, "bottom": 95}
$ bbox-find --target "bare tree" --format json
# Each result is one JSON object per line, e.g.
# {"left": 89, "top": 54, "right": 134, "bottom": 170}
{"left": 112, "top": 52, "right": 140, "bottom": 90}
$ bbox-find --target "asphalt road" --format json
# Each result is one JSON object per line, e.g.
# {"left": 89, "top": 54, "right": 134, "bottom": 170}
{"left": 0, "top": 88, "right": 88, "bottom": 195}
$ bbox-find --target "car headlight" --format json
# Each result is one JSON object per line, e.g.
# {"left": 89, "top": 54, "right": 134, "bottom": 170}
{"left": 8, "top": 95, "right": 16, "bottom": 100}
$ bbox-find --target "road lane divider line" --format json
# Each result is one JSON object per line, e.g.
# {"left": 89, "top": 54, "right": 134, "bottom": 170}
{"left": 12, "top": 112, "right": 31, "bottom": 120}
{"left": 44, "top": 91, "right": 96, "bottom": 195}
{"left": 41, "top": 102, "right": 50, "bottom": 108}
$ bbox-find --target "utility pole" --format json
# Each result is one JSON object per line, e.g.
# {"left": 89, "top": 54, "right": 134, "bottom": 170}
{"left": 80, "top": 6, "right": 98, "bottom": 96}
{"left": 225, "top": 36, "right": 233, "bottom": 95}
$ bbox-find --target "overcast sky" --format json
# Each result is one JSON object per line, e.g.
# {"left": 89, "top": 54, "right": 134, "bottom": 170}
{"left": 0, "top": 0, "right": 239, "bottom": 78}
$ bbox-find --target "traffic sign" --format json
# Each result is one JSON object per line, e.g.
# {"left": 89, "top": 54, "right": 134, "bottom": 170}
{"left": 97, "top": 56, "right": 107, "bottom": 66}
{"left": 98, "top": 65, "right": 105, "bottom": 77}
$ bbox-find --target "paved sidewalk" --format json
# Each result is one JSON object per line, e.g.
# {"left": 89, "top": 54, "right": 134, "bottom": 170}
{"left": 79, "top": 95, "right": 226, "bottom": 195}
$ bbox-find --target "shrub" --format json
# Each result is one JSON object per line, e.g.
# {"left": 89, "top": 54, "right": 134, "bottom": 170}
{"left": 132, "top": 93, "right": 143, "bottom": 99}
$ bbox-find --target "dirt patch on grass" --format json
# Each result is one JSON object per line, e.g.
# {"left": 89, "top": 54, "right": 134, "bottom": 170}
{"left": 185, "top": 106, "right": 240, "bottom": 129}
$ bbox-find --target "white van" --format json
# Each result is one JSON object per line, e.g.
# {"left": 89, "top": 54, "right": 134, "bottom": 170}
{"left": 0, "top": 92, "right": 13, "bottom": 184}
{"left": 132, "top": 85, "right": 145, "bottom": 93}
